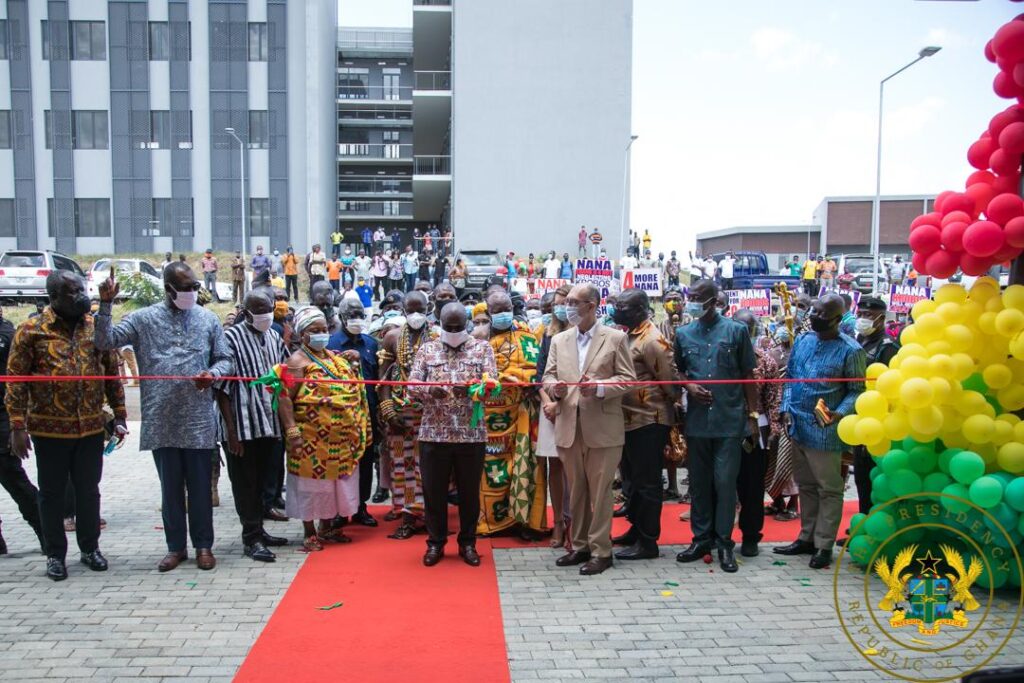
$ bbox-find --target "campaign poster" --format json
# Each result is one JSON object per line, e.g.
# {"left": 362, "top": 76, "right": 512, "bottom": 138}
{"left": 888, "top": 284, "right": 931, "bottom": 314}
{"left": 724, "top": 288, "right": 771, "bottom": 317}
{"left": 620, "top": 268, "right": 663, "bottom": 297}
{"left": 512, "top": 277, "right": 572, "bottom": 300}
{"left": 819, "top": 286, "right": 861, "bottom": 314}
{"left": 575, "top": 258, "right": 614, "bottom": 313}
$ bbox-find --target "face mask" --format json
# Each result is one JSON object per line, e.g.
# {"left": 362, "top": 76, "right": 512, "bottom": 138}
{"left": 795, "top": 309, "right": 808, "bottom": 322}
{"left": 809, "top": 315, "right": 837, "bottom": 333}
{"left": 170, "top": 286, "right": 197, "bottom": 311}
{"left": 566, "top": 305, "right": 583, "bottom": 327}
{"left": 250, "top": 312, "right": 274, "bottom": 332}
{"left": 441, "top": 330, "right": 469, "bottom": 347}
{"left": 306, "top": 333, "right": 330, "bottom": 351}
{"left": 541, "top": 313, "right": 552, "bottom": 327}
{"left": 464, "top": 305, "right": 474, "bottom": 318}
{"left": 554, "top": 305, "right": 568, "bottom": 322}
{"left": 665, "top": 300, "right": 679, "bottom": 313}
{"left": 55, "top": 293, "right": 91, "bottom": 321}
{"left": 491, "top": 311, "right": 514, "bottom": 330}
{"left": 383, "top": 309, "right": 401, "bottom": 319}
{"left": 855, "top": 317, "right": 877, "bottom": 335}
{"left": 274, "top": 301, "right": 289, "bottom": 320}
{"left": 406, "top": 312, "right": 427, "bottom": 330}
{"left": 685, "top": 301, "right": 707, "bottom": 317}
{"left": 345, "top": 318, "right": 366, "bottom": 335}
{"left": 605, "top": 304, "right": 616, "bottom": 318}
{"left": 526, "top": 309, "right": 541, "bottom": 320}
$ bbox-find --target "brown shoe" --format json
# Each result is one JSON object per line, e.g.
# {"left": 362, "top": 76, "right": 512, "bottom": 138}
{"left": 157, "top": 551, "right": 187, "bottom": 573}
{"left": 579, "top": 556, "right": 613, "bottom": 576}
{"left": 555, "top": 550, "right": 591, "bottom": 567}
{"left": 263, "top": 508, "right": 288, "bottom": 522}
{"left": 196, "top": 548, "right": 216, "bottom": 570}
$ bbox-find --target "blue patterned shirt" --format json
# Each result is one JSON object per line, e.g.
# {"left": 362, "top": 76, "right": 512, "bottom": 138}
{"left": 780, "top": 332, "right": 866, "bottom": 453}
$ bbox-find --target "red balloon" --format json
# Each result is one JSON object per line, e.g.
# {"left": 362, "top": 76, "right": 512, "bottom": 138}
{"left": 941, "top": 194, "right": 977, "bottom": 217}
{"left": 966, "top": 182, "right": 997, "bottom": 215}
{"left": 925, "top": 250, "right": 959, "bottom": 279}
{"left": 909, "top": 225, "right": 942, "bottom": 254}
{"left": 912, "top": 252, "right": 928, "bottom": 274}
{"left": 993, "top": 173, "right": 1021, "bottom": 194}
{"left": 994, "top": 21, "right": 1024, "bottom": 63}
{"left": 941, "top": 221, "right": 969, "bottom": 252}
{"left": 987, "top": 39, "right": 998, "bottom": 63}
{"left": 963, "top": 220, "right": 1006, "bottom": 257}
{"left": 968, "top": 138, "right": 996, "bottom": 170}
{"left": 986, "top": 192, "right": 1024, "bottom": 224}
{"left": 1005, "top": 215, "right": 1024, "bottom": 248}
{"left": 934, "top": 191, "right": 955, "bottom": 213}
{"left": 996, "top": 72, "right": 1024, "bottom": 99}
{"left": 993, "top": 243, "right": 1024, "bottom": 262}
{"left": 991, "top": 148, "right": 1022, "bottom": 176}
{"left": 941, "top": 210, "right": 974, "bottom": 227}
{"left": 960, "top": 253, "right": 994, "bottom": 276}
{"left": 989, "top": 107, "right": 1024, "bottom": 138}
{"left": 910, "top": 212, "right": 942, "bottom": 230}
{"left": 1001, "top": 121, "right": 1024, "bottom": 155}
{"left": 967, "top": 170, "right": 996, "bottom": 187}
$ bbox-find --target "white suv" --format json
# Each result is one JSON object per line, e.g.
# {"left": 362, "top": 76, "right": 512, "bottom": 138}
{"left": 0, "top": 250, "right": 85, "bottom": 303}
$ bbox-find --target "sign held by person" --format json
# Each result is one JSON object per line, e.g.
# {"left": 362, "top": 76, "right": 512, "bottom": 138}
{"left": 888, "top": 284, "right": 931, "bottom": 314}
{"left": 725, "top": 288, "right": 771, "bottom": 317}
{"left": 620, "top": 268, "right": 662, "bottom": 297}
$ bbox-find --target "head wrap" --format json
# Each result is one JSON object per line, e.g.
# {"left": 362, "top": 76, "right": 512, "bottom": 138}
{"left": 472, "top": 302, "right": 488, "bottom": 318}
{"left": 293, "top": 305, "right": 326, "bottom": 335}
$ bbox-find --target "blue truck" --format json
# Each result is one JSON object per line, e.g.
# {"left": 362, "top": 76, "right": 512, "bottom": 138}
{"left": 709, "top": 250, "right": 803, "bottom": 291}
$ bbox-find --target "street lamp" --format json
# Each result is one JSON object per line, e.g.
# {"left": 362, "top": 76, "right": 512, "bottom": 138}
{"left": 225, "top": 126, "right": 247, "bottom": 277}
{"left": 870, "top": 46, "right": 941, "bottom": 292}
{"left": 619, "top": 134, "right": 639, "bottom": 261}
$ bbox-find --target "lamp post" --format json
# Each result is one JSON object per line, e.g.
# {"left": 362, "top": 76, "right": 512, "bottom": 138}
{"left": 619, "top": 134, "right": 639, "bottom": 262}
{"left": 870, "top": 46, "right": 941, "bottom": 292}
{"left": 225, "top": 127, "right": 247, "bottom": 279}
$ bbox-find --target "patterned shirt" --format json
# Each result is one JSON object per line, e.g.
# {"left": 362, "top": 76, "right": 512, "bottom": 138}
{"left": 94, "top": 300, "right": 233, "bottom": 451}
{"left": 5, "top": 308, "right": 126, "bottom": 438}
{"left": 622, "top": 320, "right": 678, "bottom": 430}
{"left": 215, "top": 323, "right": 287, "bottom": 441}
{"left": 780, "top": 332, "right": 866, "bottom": 453}
{"left": 407, "top": 337, "right": 497, "bottom": 443}
{"left": 753, "top": 346, "right": 783, "bottom": 438}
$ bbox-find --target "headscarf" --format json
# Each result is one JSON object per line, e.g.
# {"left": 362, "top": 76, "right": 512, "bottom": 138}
{"left": 293, "top": 305, "right": 326, "bottom": 335}
{"left": 472, "top": 302, "right": 488, "bottom": 318}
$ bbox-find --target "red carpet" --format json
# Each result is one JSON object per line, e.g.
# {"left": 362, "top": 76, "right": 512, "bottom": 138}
{"left": 235, "top": 508, "right": 510, "bottom": 683}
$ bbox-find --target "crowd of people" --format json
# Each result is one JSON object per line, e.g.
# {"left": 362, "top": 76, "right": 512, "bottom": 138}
{"left": 0, "top": 232, "right": 906, "bottom": 582}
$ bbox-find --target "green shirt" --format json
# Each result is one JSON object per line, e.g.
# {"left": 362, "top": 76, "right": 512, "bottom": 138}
{"left": 673, "top": 314, "right": 755, "bottom": 438}
{"left": 788, "top": 262, "right": 801, "bottom": 277}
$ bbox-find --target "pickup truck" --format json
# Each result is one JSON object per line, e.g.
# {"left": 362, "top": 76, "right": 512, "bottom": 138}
{"left": 710, "top": 251, "right": 803, "bottom": 291}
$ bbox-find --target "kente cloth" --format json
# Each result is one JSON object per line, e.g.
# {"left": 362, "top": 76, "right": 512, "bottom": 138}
{"left": 477, "top": 326, "right": 546, "bottom": 535}
{"left": 387, "top": 402, "right": 424, "bottom": 516}
{"left": 286, "top": 352, "right": 370, "bottom": 480}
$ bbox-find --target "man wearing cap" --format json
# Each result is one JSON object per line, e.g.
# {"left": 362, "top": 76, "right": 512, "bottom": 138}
{"left": 201, "top": 250, "right": 220, "bottom": 302}
{"left": 231, "top": 251, "right": 246, "bottom": 304}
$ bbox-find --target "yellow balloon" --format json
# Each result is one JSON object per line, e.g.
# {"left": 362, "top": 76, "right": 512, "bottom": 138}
{"left": 998, "top": 442, "right": 1024, "bottom": 473}
{"left": 899, "top": 356, "right": 930, "bottom": 378}
{"left": 928, "top": 376, "right": 952, "bottom": 404}
{"left": 934, "top": 283, "right": 967, "bottom": 305}
{"left": 993, "top": 420, "right": 1014, "bottom": 446}
{"left": 866, "top": 362, "right": 887, "bottom": 379}
{"left": 900, "top": 376, "right": 934, "bottom": 409}
{"left": 908, "top": 406, "right": 943, "bottom": 435}
{"left": 976, "top": 443, "right": 997, "bottom": 465}
{"left": 855, "top": 390, "right": 888, "bottom": 419}
{"left": 1010, "top": 331, "right": 1024, "bottom": 361}
{"left": 968, "top": 282, "right": 998, "bottom": 303}
{"left": 911, "top": 299, "right": 938, "bottom": 319}
{"left": 997, "top": 412, "right": 1021, "bottom": 425}
{"left": 875, "top": 369, "right": 904, "bottom": 399}
{"left": 935, "top": 301, "right": 964, "bottom": 324}
{"left": 978, "top": 311, "right": 999, "bottom": 336}
{"left": 1014, "top": 420, "right": 1024, "bottom": 443}
{"left": 995, "top": 308, "right": 1024, "bottom": 338}
{"left": 1007, "top": 358, "right": 1024, "bottom": 384}
{"left": 925, "top": 340, "right": 953, "bottom": 356}
{"left": 983, "top": 363, "right": 1013, "bottom": 390}
{"left": 997, "top": 385, "right": 1024, "bottom": 412}
{"left": 950, "top": 353, "right": 976, "bottom": 380}
{"left": 985, "top": 295, "right": 1005, "bottom": 313}
{"left": 854, "top": 417, "right": 884, "bottom": 445}
{"left": 928, "top": 354, "right": 954, "bottom": 377}
{"left": 973, "top": 276, "right": 1000, "bottom": 292}
{"left": 867, "top": 440, "right": 891, "bottom": 457}
{"left": 944, "top": 432, "right": 970, "bottom": 449}
{"left": 898, "top": 343, "right": 928, "bottom": 358}
{"left": 1002, "top": 283, "right": 1024, "bottom": 311}
{"left": 883, "top": 411, "right": 911, "bottom": 440}
{"left": 837, "top": 414, "right": 861, "bottom": 445}
{"left": 962, "top": 414, "right": 995, "bottom": 444}
{"left": 913, "top": 313, "right": 944, "bottom": 342}
{"left": 899, "top": 327, "right": 918, "bottom": 346}
{"left": 940, "top": 406, "right": 964, "bottom": 434}
{"left": 944, "top": 324, "right": 975, "bottom": 352}
{"left": 956, "top": 390, "right": 988, "bottom": 416}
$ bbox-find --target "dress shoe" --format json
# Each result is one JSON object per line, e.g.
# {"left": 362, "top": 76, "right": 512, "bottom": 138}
{"left": 244, "top": 541, "right": 276, "bottom": 563}
{"left": 351, "top": 510, "right": 378, "bottom": 527}
{"left": 46, "top": 557, "right": 67, "bottom": 581}
{"left": 772, "top": 540, "right": 815, "bottom": 556}
{"left": 579, "top": 556, "right": 613, "bottom": 575}
{"left": 555, "top": 550, "right": 592, "bottom": 567}
{"left": 260, "top": 532, "right": 288, "bottom": 547}
{"left": 263, "top": 508, "right": 288, "bottom": 522}
{"left": 459, "top": 545, "right": 481, "bottom": 567}
{"left": 614, "top": 542, "right": 658, "bottom": 560}
{"left": 611, "top": 530, "right": 638, "bottom": 546}
{"left": 157, "top": 551, "right": 187, "bottom": 573}
{"left": 423, "top": 546, "right": 443, "bottom": 567}
{"left": 272, "top": 497, "right": 287, "bottom": 510}
{"left": 196, "top": 548, "right": 216, "bottom": 570}
{"left": 612, "top": 505, "right": 629, "bottom": 518}
{"left": 740, "top": 540, "right": 760, "bottom": 557}
{"left": 675, "top": 541, "right": 713, "bottom": 563}
{"left": 719, "top": 547, "right": 738, "bottom": 573}
{"left": 809, "top": 549, "right": 832, "bottom": 569}
{"left": 80, "top": 549, "right": 108, "bottom": 571}
{"left": 371, "top": 488, "right": 389, "bottom": 504}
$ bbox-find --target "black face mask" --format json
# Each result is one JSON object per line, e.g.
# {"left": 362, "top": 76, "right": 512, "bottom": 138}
{"left": 809, "top": 314, "right": 837, "bottom": 333}
{"left": 612, "top": 306, "right": 644, "bottom": 329}
{"left": 53, "top": 293, "right": 91, "bottom": 322}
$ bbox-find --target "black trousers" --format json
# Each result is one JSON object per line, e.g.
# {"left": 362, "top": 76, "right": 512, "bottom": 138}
{"left": 621, "top": 424, "right": 669, "bottom": 547}
{"left": 225, "top": 437, "right": 274, "bottom": 545}
{"left": 152, "top": 448, "right": 214, "bottom": 552}
{"left": 0, "top": 451, "right": 42, "bottom": 540}
{"left": 34, "top": 434, "right": 104, "bottom": 560}
{"left": 261, "top": 438, "right": 285, "bottom": 511}
{"left": 285, "top": 274, "right": 299, "bottom": 301}
{"left": 853, "top": 446, "right": 874, "bottom": 515}
{"left": 688, "top": 436, "right": 742, "bottom": 549}
{"left": 736, "top": 442, "right": 768, "bottom": 544}
{"left": 419, "top": 441, "right": 484, "bottom": 549}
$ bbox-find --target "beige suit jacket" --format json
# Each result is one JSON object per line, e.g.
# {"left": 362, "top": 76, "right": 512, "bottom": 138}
{"left": 542, "top": 324, "right": 637, "bottom": 449}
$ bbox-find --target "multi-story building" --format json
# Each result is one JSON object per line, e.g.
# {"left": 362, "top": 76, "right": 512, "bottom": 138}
{"left": 0, "top": 0, "right": 336, "bottom": 256}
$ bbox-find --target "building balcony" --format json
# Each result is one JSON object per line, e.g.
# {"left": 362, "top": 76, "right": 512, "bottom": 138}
{"left": 338, "top": 177, "right": 413, "bottom": 197}
{"left": 413, "top": 156, "right": 451, "bottom": 222}
{"left": 414, "top": 70, "right": 451, "bottom": 91}
{"left": 338, "top": 143, "right": 413, "bottom": 162}
{"left": 337, "top": 27, "right": 413, "bottom": 58}
{"left": 414, "top": 0, "right": 451, "bottom": 72}
{"left": 338, "top": 105, "right": 412, "bottom": 127}
{"left": 414, "top": 0, "right": 450, "bottom": 6}
{"left": 338, "top": 200, "right": 414, "bottom": 220}
{"left": 337, "top": 83, "right": 413, "bottom": 105}
{"left": 413, "top": 155, "right": 450, "bottom": 175}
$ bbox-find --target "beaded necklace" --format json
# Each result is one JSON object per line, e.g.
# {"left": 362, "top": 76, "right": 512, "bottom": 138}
{"left": 396, "top": 324, "right": 427, "bottom": 378}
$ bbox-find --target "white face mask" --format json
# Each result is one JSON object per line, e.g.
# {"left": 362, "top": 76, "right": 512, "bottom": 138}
{"left": 170, "top": 287, "right": 197, "bottom": 311}
{"left": 406, "top": 312, "right": 427, "bottom": 330}
{"left": 526, "top": 309, "right": 541, "bottom": 320}
{"left": 250, "top": 312, "right": 274, "bottom": 332}
{"left": 566, "top": 305, "right": 583, "bottom": 327}
{"left": 345, "top": 318, "right": 366, "bottom": 335}
{"left": 441, "top": 330, "right": 469, "bottom": 347}
{"left": 855, "top": 317, "right": 876, "bottom": 335}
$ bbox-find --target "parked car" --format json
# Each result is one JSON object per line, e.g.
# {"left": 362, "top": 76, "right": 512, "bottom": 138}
{"left": 836, "top": 253, "right": 889, "bottom": 294}
{"left": 456, "top": 249, "right": 505, "bottom": 292}
{"left": 709, "top": 251, "right": 802, "bottom": 291}
{"left": 87, "top": 258, "right": 234, "bottom": 302}
{"left": 0, "top": 250, "right": 85, "bottom": 303}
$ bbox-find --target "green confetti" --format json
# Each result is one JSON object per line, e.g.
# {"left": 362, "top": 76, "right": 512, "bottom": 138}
{"left": 185, "top": 582, "right": 197, "bottom": 588}
{"left": 664, "top": 581, "right": 679, "bottom": 587}
{"left": 317, "top": 601, "right": 344, "bottom": 611}
{"left": 798, "top": 578, "right": 812, "bottom": 586}
{"left": 772, "top": 560, "right": 787, "bottom": 566}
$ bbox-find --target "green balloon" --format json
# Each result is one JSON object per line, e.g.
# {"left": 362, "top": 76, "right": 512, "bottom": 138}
{"left": 847, "top": 534, "right": 878, "bottom": 567}
{"left": 963, "top": 372, "right": 988, "bottom": 393}
{"left": 848, "top": 513, "right": 868, "bottom": 536}
{"left": 986, "top": 396, "right": 1003, "bottom": 415}
{"left": 949, "top": 451, "right": 986, "bottom": 485}
{"left": 941, "top": 483, "right": 972, "bottom": 514}
{"left": 870, "top": 465, "right": 882, "bottom": 482}
{"left": 872, "top": 474, "right": 894, "bottom": 504}
{"left": 890, "top": 469, "right": 923, "bottom": 497}
{"left": 969, "top": 476, "right": 1004, "bottom": 509}
{"left": 865, "top": 511, "right": 897, "bottom": 540}
{"left": 1005, "top": 477, "right": 1024, "bottom": 513}
{"left": 907, "top": 446, "right": 938, "bottom": 475}
{"left": 923, "top": 472, "right": 953, "bottom": 495}
{"left": 879, "top": 448, "right": 907, "bottom": 468}
{"left": 882, "top": 450, "right": 911, "bottom": 476}
{"left": 938, "top": 448, "right": 963, "bottom": 475}
{"left": 983, "top": 502, "right": 1018, "bottom": 536}
{"left": 990, "top": 472, "right": 1015, "bottom": 491}
{"left": 902, "top": 437, "right": 928, "bottom": 452}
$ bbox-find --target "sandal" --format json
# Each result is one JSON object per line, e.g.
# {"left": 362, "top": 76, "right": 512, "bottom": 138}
{"left": 388, "top": 523, "right": 419, "bottom": 540}
{"left": 302, "top": 535, "right": 324, "bottom": 552}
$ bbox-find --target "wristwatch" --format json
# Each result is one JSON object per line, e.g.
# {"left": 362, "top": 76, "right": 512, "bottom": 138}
{"left": 748, "top": 411, "right": 760, "bottom": 420}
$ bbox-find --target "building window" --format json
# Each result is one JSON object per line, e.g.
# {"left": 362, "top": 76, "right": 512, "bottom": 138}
{"left": 383, "top": 130, "right": 401, "bottom": 158}
{"left": 0, "top": 20, "right": 8, "bottom": 60}
{"left": 41, "top": 20, "right": 49, "bottom": 59}
{"left": 248, "top": 111, "right": 268, "bottom": 149}
{"left": 0, "top": 111, "right": 11, "bottom": 149}
{"left": 0, "top": 199, "right": 14, "bottom": 237}
{"left": 383, "top": 201, "right": 401, "bottom": 216}
{"left": 74, "top": 199, "right": 111, "bottom": 237}
{"left": 248, "top": 22, "right": 268, "bottom": 62}
{"left": 338, "top": 68, "right": 369, "bottom": 99}
{"left": 70, "top": 21, "right": 106, "bottom": 61}
{"left": 383, "top": 68, "right": 401, "bottom": 101}
{"left": 341, "top": 201, "right": 369, "bottom": 212}
{"left": 72, "top": 111, "right": 108, "bottom": 149}
{"left": 148, "top": 22, "right": 169, "bottom": 60}
{"left": 172, "top": 110, "right": 193, "bottom": 148}
{"left": 249, "top": 198, "right": 270, "bottom": 236}
{"left": 149, "top": 199, "right": 171, "bottom": 236}
{"left": 148, "top": 110, "right": 170, "bottom": 148}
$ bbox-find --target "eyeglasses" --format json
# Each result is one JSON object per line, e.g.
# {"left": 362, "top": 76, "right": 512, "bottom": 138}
{"left": 171, "top": 282, "right": 202, "bottom": 293}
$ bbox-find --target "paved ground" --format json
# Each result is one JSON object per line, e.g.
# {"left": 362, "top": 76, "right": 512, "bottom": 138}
{"left": 1, "top": 411, "right": 1022, "bottom": 682}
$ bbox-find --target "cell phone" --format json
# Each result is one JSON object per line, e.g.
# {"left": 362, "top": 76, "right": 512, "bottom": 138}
{"left": 814, "top": 399, "right": 834, "bottom": 427}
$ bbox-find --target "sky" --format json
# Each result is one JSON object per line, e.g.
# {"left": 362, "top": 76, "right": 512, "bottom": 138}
{"left": 339, "top": 0, "right": 1024, "bottom": 252}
